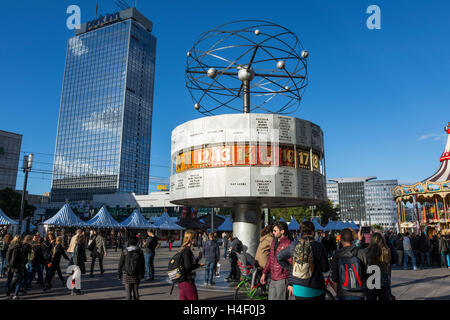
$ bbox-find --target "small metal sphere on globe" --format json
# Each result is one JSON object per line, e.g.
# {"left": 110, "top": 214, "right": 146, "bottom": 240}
{"left": 254, "top": 29, "right": 260, "bottom": 35}
{"left": 276, "top": 60, "right": 285, "bottom": 69}
{"left": 238, "top": 68, "right": 255, "bottom": 82}
{"left": 194, "top": 103, "right": 201, "bottom": 110}
{"left": 187, "top": 51, "right": 192, "bottom": 57}
{"left": 207, "top": 68, "right": 218, "bottom": 79}
{"left": 301, "top": 50, "right": 309, "bottom": 59}
{"left": 285, "top": 86, "right": 290, "bottom": 90}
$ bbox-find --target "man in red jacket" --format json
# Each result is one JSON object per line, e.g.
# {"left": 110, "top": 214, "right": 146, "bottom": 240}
{"left": 260, "top": 221, "right": 292, "bottom": 300}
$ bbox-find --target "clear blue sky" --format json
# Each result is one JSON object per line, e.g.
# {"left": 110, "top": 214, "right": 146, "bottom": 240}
{"left": 1, "top": 0, "right": 449, "bottom": 196}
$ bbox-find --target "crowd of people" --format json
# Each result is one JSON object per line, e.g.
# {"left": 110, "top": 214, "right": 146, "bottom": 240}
{"left": 1, "top": 222, "right": 448, "bottom": 301}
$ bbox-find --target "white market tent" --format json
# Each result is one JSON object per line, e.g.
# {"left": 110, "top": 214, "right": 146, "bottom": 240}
{"left": 154, "top": 212, "right": 184, "bottom": 230}
{"left": 42, "top": 204, "right": 87, "bottom": 227}
{"left": 288, "top": 217, "right": 300, "bottom": 230}
{"left": 0, "top": 208, "right": 18, "bottom": 225}
{"left": 87, "top": 206, "right": 121, "bottom": 229}
{"left": 217, "top": 217, "right": 233, "bottom": 231}
{"left": 120, "top": 209, "right": 156, "bottom": 229}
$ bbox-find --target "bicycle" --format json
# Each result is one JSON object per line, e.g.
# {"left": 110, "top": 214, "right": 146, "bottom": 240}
{"left": 233, "top": 261, "right": 268, "bottom": 300}
{"left": 324, "top": 274, "right": 336, "bottom": 300}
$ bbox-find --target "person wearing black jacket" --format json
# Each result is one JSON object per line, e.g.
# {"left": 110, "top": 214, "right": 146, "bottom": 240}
{"left": 44, "top": 236, "right": 69, "bottom": 291}
{"left": 5, "top": 235, "right": 25, "bottom": 300}
{"left": 277, "top": 221, "right": 330, "bottom": 300}
{"left": 394, "top": 233, "right": 404, "bottom": 267}
{"left": 203, "top": 233, "right": 220, "bottom": 285}
{"left": 21, "top": 235, "right": 33, "bottom": 290}
{"left": 177, "top": 230, "right": 204, "bottom": 300}
{"left": 418, "top": 232, "right": 432, "bottom": 269}
{"left": 118, "top": 236, "right": 145, "bottom": 300}
{"left": 0, "top": 233, "right": 12, "bottom": 278}
{"left": 143, "top": 229, "right": 158, "bottom": 281}
{"left": 25, "top": 237, "right": 46, "bottom": 288}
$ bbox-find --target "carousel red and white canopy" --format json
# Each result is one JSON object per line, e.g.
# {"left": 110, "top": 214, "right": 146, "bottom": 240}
{"left": 424, "top": 122, "right": 450, "bottom": 182}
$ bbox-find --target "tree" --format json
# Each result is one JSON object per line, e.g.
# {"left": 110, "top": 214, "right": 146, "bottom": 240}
{"left": 372, "top": 224, "right": 383, "bottom": 231}
{"left": 270, "top": 200, "right": 340, "bottom": 226}
{"left": 0, "top": 188, "right": 36, "bottom": 219}
{"left": 315, "top": 200, "right": 340, "bottom": 226}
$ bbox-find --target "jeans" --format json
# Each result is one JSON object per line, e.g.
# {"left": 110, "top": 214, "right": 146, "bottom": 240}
{"left": 223, "top": 245, "right": 228, "bottom": 258}
{"left": 178, "top": 281, "right": 198, "bottom": 300}
{"left": 144, "top": 253, "right": 155, "bottom": 279}
{"left": 420, "top": 252, "right": 431, "bottom": 268}
{"left": 6, "top": 271, "right": 24, "bottom": 296}
{"left": 403, "top": 250, "right": 417, "bottom": 269}
{"left": 205, "top": 261, "right": 215, "bottom": 284}
{"left": 26, "top": 263, "right": 44, "bottom": 286}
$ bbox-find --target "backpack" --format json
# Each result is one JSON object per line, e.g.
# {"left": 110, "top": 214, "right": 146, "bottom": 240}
{"left": 167, "top": 249, "right": 185, "bottom": 283}
{"left": 338, "top": 255, "right": 364, "bottom": 292}
{"left": 292, "top": 239, "right": 314, "bottom": 279}
{"left": 124, "top": 249, "right": 141, "bottom": 277}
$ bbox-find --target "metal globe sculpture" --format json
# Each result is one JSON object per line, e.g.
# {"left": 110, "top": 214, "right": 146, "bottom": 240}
{"left": 185, "top": 20, "right": 308, "bottom": 115}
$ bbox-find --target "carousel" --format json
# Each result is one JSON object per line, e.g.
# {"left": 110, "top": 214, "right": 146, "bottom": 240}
{"left": 392, "top": 122, "right": 450, "bottom": 234}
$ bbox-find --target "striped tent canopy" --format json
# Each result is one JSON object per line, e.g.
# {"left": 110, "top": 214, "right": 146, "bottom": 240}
{"left": 121, "top": 209, "right": 156, "bottom": 229}
{"left": 217, "top": 217, "right": 233, "bottom": 231}
{"left": 334, "top": 221, "right": 347, "bottom": 231}
{"left": 312, "top": 219, "right": 324, "bottom": 231}
{"left": 43, "top": 204, "right": 87, "bottom": 227}
{"left": 154, "top": 212, "right": 184, "bottom": 230}
{"left": 324, "top": 220, "right": 337, "bottom": 231}
{"left": 424, "top": 123, "right": 450, "bottom": 183}
{"left": 279, "top": 217, "right": 286, "bottom": 223}
{"left": 0, "top": 208, "right": 18, "bottom": 225}
{"left": 288, "top": 217, "right": 300, "bottom": 230}
{"left": 349, "top": 221, "right": 360, "bottom": 229}
{"left": 87, "top": 206, "right": 121, "bottom": 229}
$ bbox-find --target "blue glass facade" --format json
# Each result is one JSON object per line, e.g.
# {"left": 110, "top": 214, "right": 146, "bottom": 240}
{"left": 51, "top": 15, "right": 156, "bottom": 202}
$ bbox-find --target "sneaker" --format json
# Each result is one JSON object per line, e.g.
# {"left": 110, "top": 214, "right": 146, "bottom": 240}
{"left": 12, "top": 296, "right": 19, "bottom": 300}
{"left": 413, "top": 267, "right": 418, "bottom": 270}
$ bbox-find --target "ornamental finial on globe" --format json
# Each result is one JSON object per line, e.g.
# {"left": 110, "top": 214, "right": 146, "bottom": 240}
{"left": 185, "top": 20, "right": 309, "bottom": 115}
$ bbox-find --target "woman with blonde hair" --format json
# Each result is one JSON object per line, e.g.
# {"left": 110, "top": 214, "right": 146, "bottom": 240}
{"left": 44, "top": 236, "right": 69, "bottom": 291}
{"left": 360, "top": 232, "right": 392, "bottom": 300}
{"left": 177, "top": 230, "right": 204, "bottom": 300}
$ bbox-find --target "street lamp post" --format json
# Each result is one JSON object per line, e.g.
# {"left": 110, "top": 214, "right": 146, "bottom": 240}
{"left": 19, "top": 154, "right": 33, "bottom": 234}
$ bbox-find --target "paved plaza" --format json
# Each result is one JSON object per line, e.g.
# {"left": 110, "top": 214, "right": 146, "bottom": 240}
{"left": 1, "top": 246, "right": 449, "bottom": 300}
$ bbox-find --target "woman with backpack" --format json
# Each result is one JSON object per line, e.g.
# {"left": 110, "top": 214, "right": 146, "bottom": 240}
{"left": 44, "top": 236, "right": 69, "bottom": 291}
{"left": 175, "top": 230, "right": 204, "bottom": 300}
{"left": 5, "top": 235, "right": 25, "bottom": 300}
{"left": 118, "top": 236, "right": 145, "bottom": 300}
{"left": 360, "top": 232, "right": 392, "bottom": 300}
{"left": 0, "top": 233, "right": 12, "bottom": 278}
{"left": 277, "top": 221, "right": 330, "bottom": 300}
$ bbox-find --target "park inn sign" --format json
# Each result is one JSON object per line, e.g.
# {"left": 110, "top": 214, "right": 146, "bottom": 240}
{"left": 86, "top": 12, "right": 121, "bottom": 31}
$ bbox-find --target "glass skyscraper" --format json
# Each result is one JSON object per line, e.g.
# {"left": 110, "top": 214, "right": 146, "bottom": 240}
{"left": 51, "top": 8, "right": 156, "bottom": 202}
{"left": 327, "top": 177, "right": 399, "bottom": 228}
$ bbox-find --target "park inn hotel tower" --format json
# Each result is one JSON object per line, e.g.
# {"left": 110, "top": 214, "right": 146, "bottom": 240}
{"left": 51, "top": 8, "right": 156, "bottom": 202}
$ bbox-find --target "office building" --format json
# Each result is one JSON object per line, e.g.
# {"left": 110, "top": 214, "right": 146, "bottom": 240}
{"left": 327, "top": 177, "right": 398, "bottom": 228}
{"left": 0, "top": 130, "right": 22, "bottom": 190}
{"left": 51, "top": 8, "right": 156, "bottom": 202}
